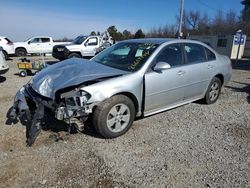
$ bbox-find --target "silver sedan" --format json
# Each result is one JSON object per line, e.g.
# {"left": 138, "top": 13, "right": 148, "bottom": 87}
{"left": 10, "top": 38, "right": 232, "bottom": 146}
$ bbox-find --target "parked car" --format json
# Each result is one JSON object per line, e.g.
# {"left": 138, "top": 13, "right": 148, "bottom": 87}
{"left": 52, "top": 32, "right": 113, "bottom": 60}
{"left": 0, "top": 36, "right": 15, "bottom": 59}
{"left": 14, "top": 36, "right": 68, "bottom": 56}
{"left": 0, "top": 47, "right": 9, "bottom": 75}
{"left": 9, "top": 38, "right": 232, "bottom": 146}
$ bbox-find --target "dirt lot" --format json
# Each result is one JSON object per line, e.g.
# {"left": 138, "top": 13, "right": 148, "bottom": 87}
{"left": 0, "top": 56, "right": 249, "bottom": 188}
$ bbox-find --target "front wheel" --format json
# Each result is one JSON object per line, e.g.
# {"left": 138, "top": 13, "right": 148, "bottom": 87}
{"left": 93, "top": 95, "right": 135, "bottom": 138}
{"left": 68, "top": 53, "right": 81, "bottom": 58}
{"left": 203, "top": 77, "right": 222, "bottom": 104}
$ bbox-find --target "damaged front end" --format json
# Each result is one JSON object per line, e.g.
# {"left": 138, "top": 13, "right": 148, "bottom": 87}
{"left": 9, "top": 83, "right": 93, "bottom": 146}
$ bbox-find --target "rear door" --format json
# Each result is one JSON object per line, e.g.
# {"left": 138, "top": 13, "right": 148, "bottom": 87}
{"left": 41, "top": 37, "right": 53, "bottom": 53}
{"left": 180, "top": 43, "right": 214, "bottom": 100}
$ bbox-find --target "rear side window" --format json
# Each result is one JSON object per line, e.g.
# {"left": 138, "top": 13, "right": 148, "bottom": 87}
{"left": 155, "top": 44, "right": 183, "bottom": 67}
{"left": 184, "top": 43, "right": 206, "bottom": 64}
{"left": 205, "top": 47, "right": 216, "bottom": 61}
{"left": 41, "top": 38, "right": 50, "bottom": 43}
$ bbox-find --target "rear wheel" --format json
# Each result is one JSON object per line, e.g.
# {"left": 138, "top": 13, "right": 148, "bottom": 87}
{"left": 93, "top": 95, "right": 135, "bottom": 138}
{"left": 68, "top": 53, "right": 81, "bottom": 58}
{"left": 16, "top": 48, "right": 27, "bottom": 57}
{"left": 203, "top": 77, "right": 222, "bottom": 104}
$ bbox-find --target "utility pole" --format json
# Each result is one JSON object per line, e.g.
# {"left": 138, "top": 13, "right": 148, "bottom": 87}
{"left": 178, "top": 0, "right": 184, "bottom": 38}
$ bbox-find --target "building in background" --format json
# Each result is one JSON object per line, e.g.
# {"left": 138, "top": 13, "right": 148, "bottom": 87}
{"left": 189, "top": 35, "right": 249, "bottom": 59}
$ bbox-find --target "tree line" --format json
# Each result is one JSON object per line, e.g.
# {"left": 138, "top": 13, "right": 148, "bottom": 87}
{"left": 98, "top": 9, "right": 249, "bottom": 41}
{"left": 60, "top": 1, "right": 250, "bottom": 42}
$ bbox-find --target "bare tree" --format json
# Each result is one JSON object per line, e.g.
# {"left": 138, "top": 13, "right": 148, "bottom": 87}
{"left": 197, "top": 13, "right": 211, "bottom": 35}
{"left": 146, "top": 25, "right": 176, "bottom": 38}
{"left": 185, "top": 10, "right": 201, "bottom": 31}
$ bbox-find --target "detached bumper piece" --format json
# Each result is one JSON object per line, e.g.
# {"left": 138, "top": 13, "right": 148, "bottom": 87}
{"left": 8, "top": 85, "right": 90, "bottom": 146}
{"left": 9, "top": 86, "right": 45, "bottom": 146}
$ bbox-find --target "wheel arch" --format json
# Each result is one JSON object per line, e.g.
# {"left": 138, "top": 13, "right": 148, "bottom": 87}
{"left": 113, "top": 92, "right": 139, "bottom": 115}
{"left": 215, "top": 74, "right": 224, "bottom": 86}
{"left": 15, "top": 47, "right": 27, "bottom": 53}
{"left": 70, "top": 52, "right": 82, "bottom": 56}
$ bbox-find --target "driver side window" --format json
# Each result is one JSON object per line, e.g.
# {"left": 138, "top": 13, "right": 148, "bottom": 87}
{"left": 155, "top": 44, "right": 183, "bottom": 67}
{"left": 29, "top": 38, "right": 41, "bottom": 43}
{"left": 86, "top": 37, "right": 98, "bottom": 46}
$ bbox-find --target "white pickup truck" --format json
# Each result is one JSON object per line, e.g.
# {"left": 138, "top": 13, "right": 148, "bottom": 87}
{"left": 14, "top": 36, "right": 67, "bottom": 56}
{"left": 52, "top": 32, "right": 113, "bottom": 60}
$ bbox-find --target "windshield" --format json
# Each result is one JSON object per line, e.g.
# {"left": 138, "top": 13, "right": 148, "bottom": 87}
{"left": 72, "top": 36, "right": 87, "bottom": 45}
{"left": 92, "top": 42, "right": 159, "bottom": 72}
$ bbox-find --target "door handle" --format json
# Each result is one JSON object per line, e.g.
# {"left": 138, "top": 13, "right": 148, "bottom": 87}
{"left": 208, "top": 65, "right": 213, "bottom": 69}
{"left": 177, "top": 70, "right": 185, "bottom": 75}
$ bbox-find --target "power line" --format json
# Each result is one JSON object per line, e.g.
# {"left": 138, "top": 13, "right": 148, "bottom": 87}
{"left": 196, "top": 0, "right": 228, "bottom": 15}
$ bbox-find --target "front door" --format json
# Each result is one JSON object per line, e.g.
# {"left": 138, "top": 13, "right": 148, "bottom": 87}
{"left": 144, "top": 43, "right": 186, "bottom": 115}
{"left": 27, "top": 37, "right": 42, "bottom": 53}
{"left": 81, "top": 37, "right": 99, "bottom": 56}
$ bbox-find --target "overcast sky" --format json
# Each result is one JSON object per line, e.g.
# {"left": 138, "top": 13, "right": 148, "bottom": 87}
{"left": 0, "top": 0, "right": 243, "bottom": 41}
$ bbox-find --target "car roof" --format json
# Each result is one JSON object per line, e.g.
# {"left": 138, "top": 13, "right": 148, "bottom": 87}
{"left": 121, "top": 38, "right": 207, "bottom": 45}
{"left": 30, "top": 36, "right": 51, "bottom": 38}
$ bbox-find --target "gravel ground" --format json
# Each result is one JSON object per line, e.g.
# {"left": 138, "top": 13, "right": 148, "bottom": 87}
{"left": 0, "top": 56, "right": 249, "bottom": 188}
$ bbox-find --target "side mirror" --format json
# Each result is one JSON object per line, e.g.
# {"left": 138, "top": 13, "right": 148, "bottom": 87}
{"left": 153, "top": 62, "right": 171, "bottom": 72}
{"left": 84, "top": 42, "right": 88, "bottom": 47}
{"left": 28, "top": 41, "right": 31, "bottom": 45}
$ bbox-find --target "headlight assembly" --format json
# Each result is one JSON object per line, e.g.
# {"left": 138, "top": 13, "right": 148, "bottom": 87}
{"left": 77, "top": 90, "right": 91, "bottom": 106}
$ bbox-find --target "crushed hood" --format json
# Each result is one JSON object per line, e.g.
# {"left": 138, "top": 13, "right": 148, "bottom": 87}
{"left": 31, "top": 58, "right": 128, "bottom": 99}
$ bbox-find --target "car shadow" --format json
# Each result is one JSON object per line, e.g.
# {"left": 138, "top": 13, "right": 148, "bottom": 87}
{"left": 225, "top": 81, "right": 250, "bottom": 104}
{"left": 0, "top": 76, "right": 6, "bottom": 83}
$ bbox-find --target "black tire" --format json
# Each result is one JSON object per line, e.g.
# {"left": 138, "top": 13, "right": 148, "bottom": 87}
{"left": 93, "top": 95, "right": 135, "bottom": 138}
{"left": 16, "top": 48, "right": 27, "bottom": 57}
{"left": 26, "top": 69, "right": 33, "bottom": 75}
{"left": 68, "top": 53, "right": 81, "bottom": 58}
{"left": 19, "top": 70, "right": 27, "bottom": 77}
{"left": 203, "top": 77, "right": 222, "bottom": 104}
{"left": 2, "top": 51, "right": 8, "bottom": 60}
